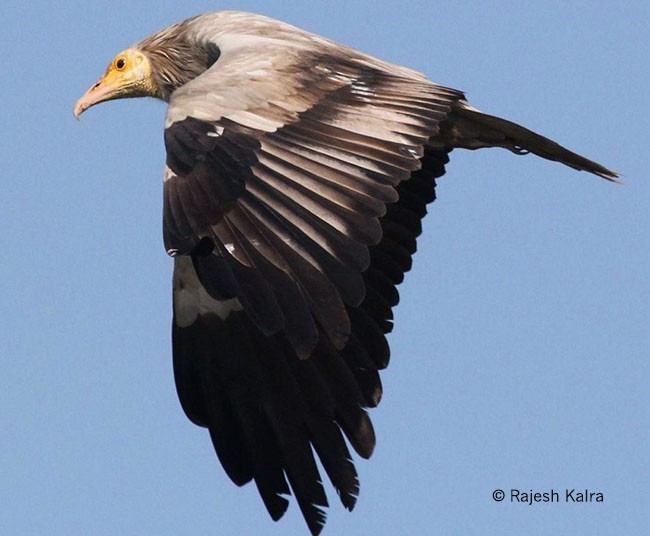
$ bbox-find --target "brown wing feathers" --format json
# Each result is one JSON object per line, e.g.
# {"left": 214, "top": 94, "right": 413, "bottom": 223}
{"left": 166, "top": 61, "right": 455, "bottom": 534}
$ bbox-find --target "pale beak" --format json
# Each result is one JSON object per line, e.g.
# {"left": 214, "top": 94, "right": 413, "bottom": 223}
{"left": 74, "top": 76, "right": 115, "bottom": 120}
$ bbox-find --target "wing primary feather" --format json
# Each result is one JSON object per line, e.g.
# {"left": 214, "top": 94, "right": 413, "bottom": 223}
{"left": 288, "top": 357, "right": 360, "bottom": 510}
{"left": 341, "top": 335, "right": 384, "bottom": 407}
{"left": 238, "top": 195, "right": 367, "bottom": 308}
{"left": 251, "top": 416, "right": 292, "bottom": 520}
{"left": 238, "top": 201, "right": 352, "bottom": 349}
{"left": 255, "top": 338, "right": 330, "bottom": 535}
{"left": 225, "top": 207, "right": 320, "bottom": 358}
{"left": 223, "top": 258, "right": 285, "bottom": 336}
{"left": 172, "top": 314, "right": 255, "bottom": 486}
{"left": 311, "top": 337, "right": 376, "bottom": 459}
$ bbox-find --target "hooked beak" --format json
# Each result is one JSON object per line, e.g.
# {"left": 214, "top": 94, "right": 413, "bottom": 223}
{"left": 74, "top": 67, "right": 133, "bottom": 120}
{"left": 74, "top": 78, "right": 112, "bottom": 119}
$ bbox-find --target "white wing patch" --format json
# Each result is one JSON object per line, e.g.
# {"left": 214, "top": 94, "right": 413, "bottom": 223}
{"left": 173, "top": 256, "right": 242, "bottom": 327}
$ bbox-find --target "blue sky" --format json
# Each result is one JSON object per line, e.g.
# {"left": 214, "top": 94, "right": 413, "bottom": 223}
{"left": 2, "top": 2, "right": 648, "bottom": 535}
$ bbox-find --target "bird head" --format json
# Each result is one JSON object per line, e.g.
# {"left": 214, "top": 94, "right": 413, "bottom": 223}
{"left": 74, "top": 48, "right": 156, "bottom": 119}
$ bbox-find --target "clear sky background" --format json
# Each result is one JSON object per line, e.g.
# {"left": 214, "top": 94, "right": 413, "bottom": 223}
{"left": 2, "top": 2, "right": 648, "bottom": 535}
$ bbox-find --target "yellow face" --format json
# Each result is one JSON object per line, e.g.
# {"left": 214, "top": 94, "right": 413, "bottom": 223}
{"left": 74, "top": 48, "right": 155, "bottom": 119}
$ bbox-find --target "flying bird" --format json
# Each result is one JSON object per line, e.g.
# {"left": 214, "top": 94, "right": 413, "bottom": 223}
{"left": 74, "top": 10, "right": 617, "bottom": 535}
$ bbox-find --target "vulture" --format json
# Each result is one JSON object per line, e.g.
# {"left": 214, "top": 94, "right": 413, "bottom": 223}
{"left": 74, "top": 10, "right": 617, "bottom": 535}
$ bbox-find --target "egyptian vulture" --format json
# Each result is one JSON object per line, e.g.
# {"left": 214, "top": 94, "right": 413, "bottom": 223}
{"left": 74, "top": 10, "right": 617, "bottom": 535}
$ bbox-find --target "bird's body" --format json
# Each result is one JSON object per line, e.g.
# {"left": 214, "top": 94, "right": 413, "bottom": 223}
{"left": 75, "top": 11, "right": 617, "bottom": 535}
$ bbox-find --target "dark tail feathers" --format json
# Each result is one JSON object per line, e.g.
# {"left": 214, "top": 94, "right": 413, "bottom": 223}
{"left": 441, "top": 105, "right": 619, "bottom": 181}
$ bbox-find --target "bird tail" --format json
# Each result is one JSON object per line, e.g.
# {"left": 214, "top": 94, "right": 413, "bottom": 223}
{"left": 440, "top": 104, "right": 619, "bottom": 181}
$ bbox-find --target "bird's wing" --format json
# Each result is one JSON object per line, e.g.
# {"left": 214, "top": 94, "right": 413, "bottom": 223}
{"left": 164, "top": 44, "right": 460, "bottom": 534}
{"left": 164, "top": 45, "right": 462, "bottom": 352}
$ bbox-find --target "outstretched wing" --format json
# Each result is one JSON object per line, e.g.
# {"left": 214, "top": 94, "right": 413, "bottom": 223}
{"left": 164, "top": 43, "right": 460, "bottom": 534}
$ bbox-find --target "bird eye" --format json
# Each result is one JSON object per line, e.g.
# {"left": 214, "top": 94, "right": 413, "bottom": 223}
{"left": 115, "top": 57, "right": 127, "bottom": 70}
